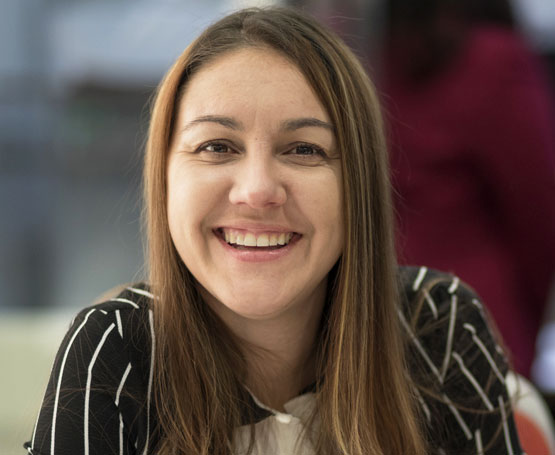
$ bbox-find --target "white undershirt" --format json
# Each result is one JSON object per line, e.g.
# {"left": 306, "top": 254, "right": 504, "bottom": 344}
{"left": 233, "top": 391, "right": 317, "bottom": 454}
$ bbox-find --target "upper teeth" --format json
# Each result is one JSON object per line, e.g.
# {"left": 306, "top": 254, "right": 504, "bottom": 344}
{"left": 223, "top": 230, "right": 293, "bottom": 247}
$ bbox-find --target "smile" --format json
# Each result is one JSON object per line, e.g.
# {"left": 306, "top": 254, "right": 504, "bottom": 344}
{"left": 215, "top": 228, "right": 300, "bottom": 249}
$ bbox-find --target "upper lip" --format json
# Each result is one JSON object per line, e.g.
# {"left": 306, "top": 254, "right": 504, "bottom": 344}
{"left": 214, "top": 223, "right": 299, "bottom": 234}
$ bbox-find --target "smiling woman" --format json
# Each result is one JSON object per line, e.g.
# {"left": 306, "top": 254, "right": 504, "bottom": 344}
{"left": 25, "top": 6, "right": 522, "bottom": 455}
{"left": 167, "top": 47, "right": 343, "bottom": 327}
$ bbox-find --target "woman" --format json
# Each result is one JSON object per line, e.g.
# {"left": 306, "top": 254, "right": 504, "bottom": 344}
{"left": 26, "top": 7, "right": 521, "bottom": 455}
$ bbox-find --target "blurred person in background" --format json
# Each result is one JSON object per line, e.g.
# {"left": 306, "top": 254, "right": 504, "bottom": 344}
{"left": 382, "top": 0, "right": 555, "bottom": 379}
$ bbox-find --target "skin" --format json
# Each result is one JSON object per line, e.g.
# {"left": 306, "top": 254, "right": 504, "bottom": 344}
{"left": 167, "top": 47, "right": 344, "bottom": 409}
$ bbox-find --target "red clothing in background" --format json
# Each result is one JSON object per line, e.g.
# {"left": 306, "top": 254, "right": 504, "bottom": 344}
{"left": 385, "top": 26, "right": 555, "bottom": 376}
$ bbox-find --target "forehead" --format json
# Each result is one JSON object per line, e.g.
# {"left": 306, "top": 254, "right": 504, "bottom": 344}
{"left": 177, "top": 47, "right": 330, "bottom": 124}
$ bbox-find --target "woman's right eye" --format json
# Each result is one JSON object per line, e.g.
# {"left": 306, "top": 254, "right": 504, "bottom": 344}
{"left": 200, "top": 142, "right": 231, "bottom": 154}
{"left": 194, "top": 141, "right": 239, "bottom": 161}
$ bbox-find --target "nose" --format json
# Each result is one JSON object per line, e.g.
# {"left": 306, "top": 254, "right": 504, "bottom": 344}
{"left": 228, "top": 153, "right": 287, "bottom": 209}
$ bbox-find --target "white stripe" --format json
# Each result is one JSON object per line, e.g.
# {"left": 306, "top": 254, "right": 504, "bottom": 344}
{"left": 452, "top": 352, "right": 494, "bottom": 411}
{"left": 463, "top": 324, "right": 505, "bottom": 384}
{"left": 85, "top": 323, "right": 116, "bottom": 455}
{"left": 448, "top": 276, "right": 460, "bottom": 294}
{"left": 412, "top": 266, "right": 428, "bottom": 291}
{"left": 30, "top": 400, "right": 41, "bottom": 450}
{"left": 498, "top": 395, "right": 515, "bottom": 455}
{"left": 468, "top": 304, "right": 505, "bottom": 361}
{"left": 51, "top": 308, "right": 96, "bottom": 455}
{"left": 475, "top": 429, "right": 484, "bottom": 455}
{"left": 109, "top": 297, "right": 140, "bottom": 309}
{"left": 115, "top": 363, "right": 132, "bottom": 406}
{"left": 443, "top": 393, "right": 473, "bottom": 440}
{"left": 424, "top": 290, "right": 438, "bottom": 319}
{"left": 463, "top": 323, "right": 476, "bottom": 334}
{"left": 116, "top": 310, "right": 123, "bottom": 338}
{"left": 440, "top": 295, "right": 457, "bottom": 379}
{"left": 126, "top": 286, "right": 155, "bottom": 299}
{"left": 143, "top": 310, "right": 155, "bottom": 455}
{"left": 398, "top": 310, "right": 442, "bottom": 382}
{"left": 115, "top": 363, "right": 132, "bottom": 455}
{"left": 119, "top": 413, "right": 124, "bottom": 455}
{"left": 99, "top": 310, "right": 108, "bottom": 315}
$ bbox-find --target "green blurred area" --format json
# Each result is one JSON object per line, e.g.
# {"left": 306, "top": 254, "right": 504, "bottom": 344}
{"left": 0, "top": 312, "right": 70, "bottom": 455}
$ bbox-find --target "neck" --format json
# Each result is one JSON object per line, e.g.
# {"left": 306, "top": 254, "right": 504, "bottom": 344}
{"left": 203, "top": 280, "right": 327, "bottom": 411}
{"left": 242, "top": 314, "right": 321, "bottom": 411}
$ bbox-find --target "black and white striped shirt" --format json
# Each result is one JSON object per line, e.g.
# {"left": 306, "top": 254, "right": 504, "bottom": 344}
{"left": 25, "top": 267, "right": 523, "bottom": 454}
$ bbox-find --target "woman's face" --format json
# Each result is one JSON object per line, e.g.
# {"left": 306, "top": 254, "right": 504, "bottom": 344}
{"left": 167, "top": 47, "right": 343, "bottom": 322}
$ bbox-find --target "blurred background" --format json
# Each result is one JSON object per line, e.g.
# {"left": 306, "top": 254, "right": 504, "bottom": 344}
{"left": 1, "top": 0, "right": 553, "bottom": 453}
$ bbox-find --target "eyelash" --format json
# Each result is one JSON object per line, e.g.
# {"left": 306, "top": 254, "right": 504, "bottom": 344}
{"left": 195, "top": 141, "right": 328, "bottom": 159}
{"left": 199, "top": 141, "right": 235, "bottom": 155}
{"left": 290, "top": 143, "right": 327, "bottom": 158}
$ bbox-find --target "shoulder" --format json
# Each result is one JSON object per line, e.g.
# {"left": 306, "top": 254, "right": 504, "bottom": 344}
{"left": 469, "top": 26, "right": 527, "bottom": 53}
{"left": 82, "top": 282, "right": 153, "bottom": 314}
{"left": 398, "top": 265, "right": 465, "bottom": 303}
{"left": 398, "top": 265, "right": 483, "bottom": 324}
{"left": 71, "top": 283, "right": 153, "bottom": 331}
{"left": 49, "top": 282, "right": 156, "bottom": 404}
{"left": 61, "top": 283, "right": 155, "bottom": 374}
{"left": 465, "top": 25, "right": 545, "bottom": 85}
{"left": 26, "top": 285, "right": 157, "bottom": 455}
{"left": 397, "top": 265, "right": 506, "bottom": 369}
{"left": 398, "top": 266, "right": 520, "bottom": 453}
{"left": 465, "top": 26, "right": 531, "bottom": 66}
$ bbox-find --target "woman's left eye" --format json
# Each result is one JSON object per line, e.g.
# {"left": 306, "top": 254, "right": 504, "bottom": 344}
{"left": 289, "top": 144, "right": 327, "bottom": 158}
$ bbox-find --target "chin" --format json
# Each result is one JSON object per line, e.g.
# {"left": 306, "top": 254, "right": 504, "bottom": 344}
{"left": 210, "top": 289, "right": 294, "bottom": 321}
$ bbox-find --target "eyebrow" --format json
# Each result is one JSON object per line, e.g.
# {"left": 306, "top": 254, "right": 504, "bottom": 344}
{"left": 181, "top": 115, "right": 243, "bottom": 132}
{"left": 281, "top": 117, "right": 334, "bottom": 132}
{"left": 181, "top": 115, "right": 334, "bottom": 133}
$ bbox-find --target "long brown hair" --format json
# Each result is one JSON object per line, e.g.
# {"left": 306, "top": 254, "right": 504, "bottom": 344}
{"left": 144, "top": 7, "right": 426, "bottom": 454}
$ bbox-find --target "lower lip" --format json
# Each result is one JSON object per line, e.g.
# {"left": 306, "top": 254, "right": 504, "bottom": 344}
{"left": 215, "top": 232, "right": 300, "bottom": 263}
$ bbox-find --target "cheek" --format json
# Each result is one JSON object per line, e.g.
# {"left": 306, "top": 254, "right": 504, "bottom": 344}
{"left": 323, "top": 190, "right": 344, "bottom": 254}
{"left": 167, "top": 167, "right": 204, "bottom": 245}
{"left": 167, "top": 170, "right": 189, "bottom": 233}
{"left": 324, "top": 173, "right": 344, "bottom": 255}
{"left": 293, "top": 169, "right": 344, "bottom": 252}
{"left": 166, "top": 164, "right": 230, "bottom": 244}
{"left": 307, "top": 171, "right": 343, "bottom": 227}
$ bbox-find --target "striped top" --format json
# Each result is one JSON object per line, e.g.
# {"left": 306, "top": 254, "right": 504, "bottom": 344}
{"left": 25, "top": 267, "right": 523, "bottom": 454}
